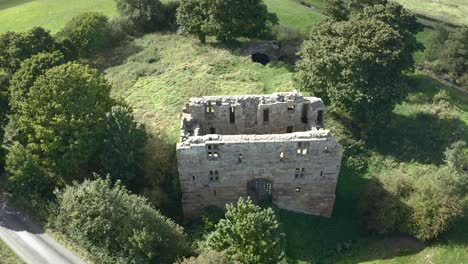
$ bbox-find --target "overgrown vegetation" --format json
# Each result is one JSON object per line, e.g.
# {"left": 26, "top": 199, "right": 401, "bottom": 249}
{"left": 54, "top": 177, "right": 189, "bottom": 264}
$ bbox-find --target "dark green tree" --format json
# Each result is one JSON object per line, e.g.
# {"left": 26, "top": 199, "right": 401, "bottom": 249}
{"left": 295, "top": 1, "right": 422, "bottom": 127}
{"left": 8, "top": 51, "right": 66, "bottom": 113}
{"left": 16, "top": 62, "right": 114, "bottom": 178}
{"left": 176, "top": 0, "right": 210, "bottom": 43}
{"left": 207, "top": 197, "right": 286, "bottom": 264}
{"left": 115, "top": 0, "right": 164, "bottom": 32}
{"left": 0, "top": 27, "right": 60, "bottom": 74}
{"left": 426, "top": 23, "right": 449, "bottom": 61}
{"left": 55, "top": 177, "right": 188, "bottom": 264}
{"left": 439, "top": 27, "right": 468, "bottom": 81}
{"left": 176, "top": 0, "right": 278, "bottom": 43}
{"left": 208, "top": 0, "right": 278, "bottom": 42}
{"left": 323, "top": 0, "right": 349, "bottom": 21}
{"left": 296, "top": 19, "right": 408, "bottom": 126}
{"left": 99, "top": 105, "right": 148, "bottom": 192}
{"left": 58, "top": 12, "right": 110, "bottom": 57}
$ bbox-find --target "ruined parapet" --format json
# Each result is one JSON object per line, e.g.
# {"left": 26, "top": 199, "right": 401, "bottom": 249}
{"left": 177, "top": 92, "right": 342, "bottom": 218}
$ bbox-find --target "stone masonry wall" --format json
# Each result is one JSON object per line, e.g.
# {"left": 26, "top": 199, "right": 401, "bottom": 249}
{"left": 177, "top": 92, "right": 342, "bottom": 219}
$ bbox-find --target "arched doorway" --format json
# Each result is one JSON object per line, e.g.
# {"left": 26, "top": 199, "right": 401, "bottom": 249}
{"left": 247, "top": 179, "right": 272, "bottom": 204}
{"left": 251, "top": 53, "right": 270, "bottom": 65}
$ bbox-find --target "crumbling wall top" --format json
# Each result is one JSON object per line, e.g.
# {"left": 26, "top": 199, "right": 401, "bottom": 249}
{"left": 187, "top": 92, "right": 322, "bottom": 106}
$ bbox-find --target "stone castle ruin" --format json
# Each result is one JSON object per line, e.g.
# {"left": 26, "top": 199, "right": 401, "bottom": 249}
{"left": 176, "top": 92, "right": 343, "bottom": 218}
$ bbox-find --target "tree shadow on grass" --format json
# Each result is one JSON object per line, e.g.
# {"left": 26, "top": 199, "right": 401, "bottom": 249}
{"left": 366, "top": 112, "right": 467, "bottom": 165}
{"left": 0, "top": 0, "right": 32, "bottom": 11}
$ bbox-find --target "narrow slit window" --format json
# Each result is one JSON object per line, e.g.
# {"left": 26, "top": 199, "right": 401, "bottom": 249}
{"left": 263, "top": 108, "right": 269, "bottom": 123}
{"left": 213, "top": 189, "right": 217, "bottom": 196}
{"left": 317, "top": 110, "right": 324, "bottom": 127}
{"left": 230, "top": 106, "right": 235, "bottom": 124}
{"left": 320, "top": 170, "right": 323, "bottom": 176}
{"left": 192, "top": 176, "right": 195, "bottom": 181}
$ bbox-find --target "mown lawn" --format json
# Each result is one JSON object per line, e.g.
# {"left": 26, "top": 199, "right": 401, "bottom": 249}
{"left": 396, "top": 0, "right": 468, "bottom": 26}
{"left": 0, "top": 0, "right": 117, "bottom": 34}
{"left": 0, "top": 239, "right": 23, "bottom": 264}
{"left": 0, "top": 0, "right": 322, "bottom": 34}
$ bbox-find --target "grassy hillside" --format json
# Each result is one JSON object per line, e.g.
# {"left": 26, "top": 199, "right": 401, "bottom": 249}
{"left": 0, "top": 239, "right": 23, "bottom": 264}
{"left": 100, "top": 33, "right": 468, "bottom": 264}
{"left": 397, "top": 0, "right": 468, "bottom": 26}
{"left": 0, "top": 0, "right": 321, "bottom": 34}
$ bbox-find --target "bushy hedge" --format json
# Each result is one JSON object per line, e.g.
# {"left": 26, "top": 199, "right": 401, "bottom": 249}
{"left": 358, "top": 166, "right": 464, "bottom": 241}
{"left": 58, "top": 12, "right": 111, "bottom": 57}
{"left": 54, "top": 177, "right": 189, "bottom": 264}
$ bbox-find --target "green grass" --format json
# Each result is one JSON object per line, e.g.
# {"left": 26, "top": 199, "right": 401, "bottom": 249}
{"left": 266, "top": 0, "right": 323, "bottom": 33}
{"left": 396, "top": 0, "right": 468, "bottom": 26}
{"left": 0, "top": 239, "right": 23, "bottom": 264}
{"left": 0, "top": 0, "right": 323, "bottom": 34}
{"left": 0, "top": 0, "right": 117, "bottom": 34}
{"left": 100, "top": 33, "right": 468, "bottom": 263}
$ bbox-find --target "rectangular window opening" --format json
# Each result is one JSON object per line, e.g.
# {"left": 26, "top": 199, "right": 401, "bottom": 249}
{"left": 230, "top": 106, "right": 235, "bottom": 124}
{"left": 280, "top": 152, "right": 284, "bottom": 161}
{"left": 263, "top": 108, "right": 269, "bottom": 123}
{"left": 288, "top": 101, "right": 295, "bottom": 111}
{"left": 317, "top": 110, "right": 324, "bottom": 127}
{"left": 287, "top": 126, "right": 293, "bottom": 133}
{"left": 207, "top": 144, "right": 219, "bottom": 159}
{"left": 238, "top": 154, "right": 243, "bottom": 163}
{"left": 205, "top": 102, "right": 214, "bottom": 113}
{"left": 297, "top": 142, "right": 309, "bottom": 155}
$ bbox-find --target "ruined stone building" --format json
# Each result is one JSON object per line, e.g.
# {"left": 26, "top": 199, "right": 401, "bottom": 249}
{"left": 176, "top": 92, "right": 343, "bottom": 218}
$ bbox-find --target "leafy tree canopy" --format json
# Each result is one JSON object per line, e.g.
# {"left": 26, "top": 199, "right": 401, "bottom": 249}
{"left": 0, "top": 27, "right": 61, "bottom": 74}
{"left": 207, "top": 197, "right": 286, "bottom": 264}
{"left": 58, "top": 12, "right": 110, "bottom": 57}
{"left": 16, "top": 62, "right": 114, "bottom": 178}
{"left": 9, "top": 51, "right": 66, "bottom": 113}
{"left": 439, "top": 27, "right": 468, "bottom": 80}
{"left": 295, "top": 0, "right": 423, "bottom": 127}
{"left": 115, "top": 0, "right": 165, "bottom": 32}
{"left": 55, "top": 177, "right": 188, "bottom": 264}
{"left": 177, "top": 0, "right": 278, "bottom": 43}
{"left": 99, "top": 105, "right": 148, "bottom": 192}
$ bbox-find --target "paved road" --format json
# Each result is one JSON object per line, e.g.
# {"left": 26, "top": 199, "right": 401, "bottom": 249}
{"left": 0, "top": 195, "right": 85, "bottom": 264}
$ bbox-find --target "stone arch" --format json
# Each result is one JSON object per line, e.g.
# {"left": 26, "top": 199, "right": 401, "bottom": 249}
{"left": 247, "top": 178, "right": 272, "bottom": 204}
{"left": 251, "top": 53, "right": 270, "bottom": 65}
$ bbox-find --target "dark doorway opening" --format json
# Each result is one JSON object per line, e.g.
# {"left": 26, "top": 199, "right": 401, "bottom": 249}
{"left": 251, "top": 53, "right": 270, "bottom": 65}
{"left": 301, "top": 104, "right": 309, "bottom": 124}
{"left": 210, "top": 127, "right": 216, "bottom": 134}
{"left": 247, "top": 179, "right": 272, "bottom": 204}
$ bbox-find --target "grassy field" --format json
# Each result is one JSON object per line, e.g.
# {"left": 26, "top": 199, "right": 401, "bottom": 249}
{"left": 0, "top": 0, "right": 321, "bottom": 34}
{"left": 0, "top": 0, "right": 117, "bottom": 34}
{"left": 0, "top": 239, "right": 23, "bottom": 264}
{"left": 99, "top": 32, "right": 468, "bottom": 263}
{"left": 397, "top": 0, "right": 468, "bottom": 26}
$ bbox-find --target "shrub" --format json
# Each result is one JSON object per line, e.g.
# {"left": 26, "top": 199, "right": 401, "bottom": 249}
{"left": 0, "top": 27, "right": 60, "bottom": 74}
{"left": 177, "top": 250, "right": 236, "bottom": 264}
{"left": 107, "top": 16, "right": 138, "bottom": 43}
{"left": 207, "top": 197, "right": 286, "bottom": 264}
{"left": 54, "top": 177, "right": 189, "bottom": 264}
{"left": 5, "top": 143, "right": 57, "bottom": 201}
{"left": 58, "top": 12, "right": 110, "bottom": 57}
{"left": 115, "top": 0, "right": 165, "bottom": 32}
{"left": 444, "top": 140, "right": 468, "bottom": 173}
{"left": 358, "top": 168, "right": 464, "bottom": 241}
{"left": 405, "top": 177, "right": 464, "bottom": 241}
